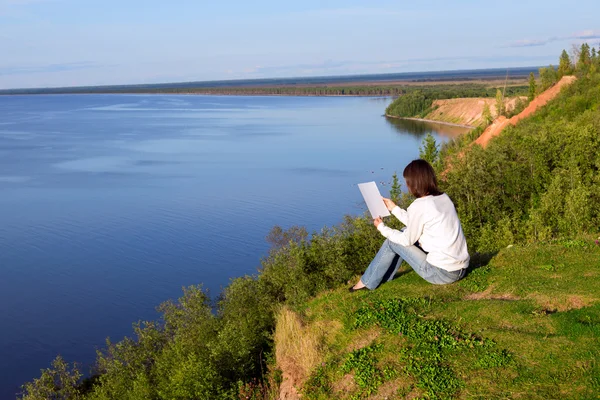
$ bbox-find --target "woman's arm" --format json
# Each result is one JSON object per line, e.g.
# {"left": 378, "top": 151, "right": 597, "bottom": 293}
{"left": 391, "top": 206, "right": 408, "bottom": 225}
{"left": 375, "top": 204, "right": 424, "bottom": 247}
{"left": 382, "top": 197, "right": 408, "bottom": 225}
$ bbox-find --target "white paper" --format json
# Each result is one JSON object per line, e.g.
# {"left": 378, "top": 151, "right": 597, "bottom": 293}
{"left": 357, "top": 181, "right": 390, "bottom": 219}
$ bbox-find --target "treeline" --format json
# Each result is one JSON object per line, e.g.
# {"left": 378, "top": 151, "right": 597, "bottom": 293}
{"left": 125, "top": 85, "right": 407, "bottom": 96}
{"left": 2, "top": 83, "right": 527, "bottom": 97}
{"left": 385, "top": 84, "right": 529, "bottom": 118}
{"left": 121, "top": 84, "right": 525, "bottom": 97}
{"left": 19, "top": 45, "right": 600, "bottom": 400}
{"left": 4, "top": 85, "right": 406, "bottom": 96}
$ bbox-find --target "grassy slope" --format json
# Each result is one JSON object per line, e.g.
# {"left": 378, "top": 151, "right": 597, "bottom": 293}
{"left": 278, "top": 238, "right": 600, "bottom": 399}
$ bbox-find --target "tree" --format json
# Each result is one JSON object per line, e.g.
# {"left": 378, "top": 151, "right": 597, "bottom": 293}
{"left": 508, "top": 97, "right": 527, "bottom": 118}
{"left": 482, "top": 103, "right": 493, "bottom": 125}
{"left": 389, "top": 172, "right": 401, "bottom": 204}
{"left": 577, "top": 43, "right": 591, "bottom": 71}
{"left": 528, "top": 72, "right": 537, "bottom": 101}
{"left": 558, "top": 49, "right": 572, "bottom": 77}
{"left": 495, "top": 89, "right": 505, "bottom": 117}
{"left": 266, "top": 225, "right": 307, "bottom": 250}
{"left": 20, "top": 356, "right": 83, "bottom": 400}
{"left": 419, "top": 133, "right": 439, "bottom": 165}
{"left": 385, "top": 90, "right": 431, "bottom": 118}
{"left": 539, "top": 65, "right": 558, "bottom": 91}
{"left": 591, "top": 47, "right": 597, "bottom": 63}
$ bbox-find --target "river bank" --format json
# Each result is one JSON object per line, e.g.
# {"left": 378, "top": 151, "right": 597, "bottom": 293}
{"left": 384, "top": 114, "right": 475, "bottom": 129}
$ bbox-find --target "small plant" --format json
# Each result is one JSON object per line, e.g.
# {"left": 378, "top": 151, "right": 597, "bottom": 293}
{"left": 404, "top": 345, "right": 463, "bottom": 398}
{"left": 475, "top": 349, "right": 514, "bottom": 368}
{"left": 302, "top": 364, "right": 332, "bottom": 399}
{"left": 340, "top": 343, "right": 385, "bottom": 397}
{"left": 557, "top": 239, "right": 588, "bottom": 249}
{"left": 382, "top": 365, "right": 398, "bottom": 381}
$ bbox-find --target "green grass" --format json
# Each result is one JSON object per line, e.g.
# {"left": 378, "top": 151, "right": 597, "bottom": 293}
{"left": 295, "top": 238, "right": 600, "bottom": 399}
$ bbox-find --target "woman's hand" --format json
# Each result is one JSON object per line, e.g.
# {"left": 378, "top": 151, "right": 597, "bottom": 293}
{"left": 381, "top": 197, "right": 396, "bottom": 211}
{"left": 373, "top": 217, "right": 383, "bottom": 228}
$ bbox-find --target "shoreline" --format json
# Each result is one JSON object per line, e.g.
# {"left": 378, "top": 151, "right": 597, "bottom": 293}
{"left": 0, "top": 92, "right": 395, "bottom": 98}
{"left": 0, "top": 72, "right": 532, "bottom": 97}
{"left": 384, "top": 114, "right": 475, "bottom": 129}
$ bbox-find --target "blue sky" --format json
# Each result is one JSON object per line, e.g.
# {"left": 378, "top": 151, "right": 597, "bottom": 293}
{"left": 1, "top": 0, "right": 599, "bottom": 89}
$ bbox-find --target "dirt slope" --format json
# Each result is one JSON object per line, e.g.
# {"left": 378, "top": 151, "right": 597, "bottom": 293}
{"left": 426, "top": 97, "right": 523, "bottom": 127}
{"left": 474, "top": 76, "right": 577, "bottom": 148}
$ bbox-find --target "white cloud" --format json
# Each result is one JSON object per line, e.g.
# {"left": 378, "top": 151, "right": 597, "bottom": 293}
{"left": 572, "top": 29, "right": 600, "bottom": 40}
{"left": 508, "top": 30, "right": 600, "bottom": 48}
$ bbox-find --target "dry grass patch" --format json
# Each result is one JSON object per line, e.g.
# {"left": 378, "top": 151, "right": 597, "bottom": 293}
{"left": 369, "top": 377, "right": 413, "bottom": 399}
{"left": 527, "top": 293, "right": 596, "bottom": 311}
{"left": 346, "top": 328, "right": 381, "bottom": 353}
{"left": 463, "top": 284, "right": 520, "bottom": 302}
{"left": 331, "top": 373, "right": 357, "bottom": 397}
{"left": 274, "top": 306, "right": 341, "bottom": 396}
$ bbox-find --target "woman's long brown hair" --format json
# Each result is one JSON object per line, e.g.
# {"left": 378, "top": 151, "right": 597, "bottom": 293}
{"left": 403, "top": 159, "right": 443, "bottom": 198}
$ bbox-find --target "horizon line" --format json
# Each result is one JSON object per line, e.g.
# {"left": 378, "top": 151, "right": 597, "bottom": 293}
{"left": 0, "top": 65, "right": 542, "bottom": 93}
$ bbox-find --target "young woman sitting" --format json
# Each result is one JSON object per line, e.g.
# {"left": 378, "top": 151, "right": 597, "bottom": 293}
{"left": 350, "top": 159, "right": 469, "bottom": 292}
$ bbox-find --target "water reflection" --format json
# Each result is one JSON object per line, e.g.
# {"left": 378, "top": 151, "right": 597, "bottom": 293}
{"left": 385, "top": 117, "right": 471, "bottom": 139}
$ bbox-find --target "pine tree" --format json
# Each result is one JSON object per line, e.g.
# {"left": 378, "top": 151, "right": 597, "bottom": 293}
{"left": 577, "top": 43, "right": 591, "bottom": 71}
{"left": 558, "top": 49, "right": 572, "bottom": 77}
{"left": 419, "top": 133, "right": 439, "bottom": 165}
{"left": 482, "top": 103, "right": 493, "bottom": 125}
{"left": 591, "top": 47, "right": 597, "bottom": 62}
{"left": 389, "top": 172, "right": 401, "bottom": 204}
{"left": 528, "top": 72, "right": 537, "bottom": 101}
{"left": 495, "top": 89, "right": 505, "bottom": 117}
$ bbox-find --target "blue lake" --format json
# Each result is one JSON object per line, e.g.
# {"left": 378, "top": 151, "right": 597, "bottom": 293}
{"left": 0, "top": 94, "right": 467, "bottom": 398}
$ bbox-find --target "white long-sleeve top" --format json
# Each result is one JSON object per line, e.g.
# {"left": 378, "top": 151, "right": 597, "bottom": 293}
{"left": 377, "top": 193, "right": 469, "bottom": 271}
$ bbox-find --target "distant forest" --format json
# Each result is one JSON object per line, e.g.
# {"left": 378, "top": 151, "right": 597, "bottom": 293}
{"left": 0, "top": 67, "right": 537, "bottom": 96}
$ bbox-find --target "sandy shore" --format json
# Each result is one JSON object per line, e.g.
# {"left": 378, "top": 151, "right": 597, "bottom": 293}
{"left": 384, "top": 115, "right": 475, "bottom": 129}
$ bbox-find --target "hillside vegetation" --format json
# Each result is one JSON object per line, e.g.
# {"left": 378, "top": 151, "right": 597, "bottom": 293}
{"left": 384, "top": 53, "right": 590, "bottom": 127}
{"left": 473, "top": 75, "right": 577, "bottom": 148}
{"left": 19, "top": 45, "right": 600, "bottom": 400}
{"left": 279, "top": 239, "right": 600, "bottom": 399}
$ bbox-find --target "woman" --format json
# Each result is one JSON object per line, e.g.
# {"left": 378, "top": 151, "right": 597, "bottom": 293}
{"left": 350, "top": 159, "right": 469, "bottom": 292}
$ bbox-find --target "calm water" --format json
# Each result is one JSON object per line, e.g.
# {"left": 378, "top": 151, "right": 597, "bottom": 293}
{"left": 0, "top": 94, "right": 466, "bottom": 398}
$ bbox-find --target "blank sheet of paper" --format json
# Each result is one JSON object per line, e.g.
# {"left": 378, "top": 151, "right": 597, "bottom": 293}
{"left": 357, "top": 181, "right": 391, "bottom": 219}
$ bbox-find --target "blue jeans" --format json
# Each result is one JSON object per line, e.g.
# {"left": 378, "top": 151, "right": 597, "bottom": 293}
{"left": 361, "top": 239, "right": 466, "bottom": 289}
